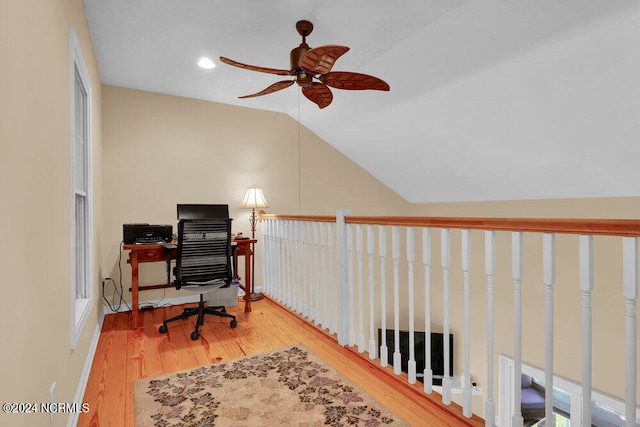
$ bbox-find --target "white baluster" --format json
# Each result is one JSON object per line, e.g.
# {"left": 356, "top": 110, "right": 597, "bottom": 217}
{"left": 423, "top": 228, "right": 433, "bottom": 394}
{"left": 296, "top": 221, "right": 303, "bottom": 314}
{"left": 328, "top": 222, "right": 336, "bottom": 335}
{"left": 297, "top": 221, "right": 305, "bottom": 314}
{"left": 308, "top": 221, "right": 314, "bottom": 320}
{"left": 277, "top": 220, "right": 284, "bottom": 304}
{"left": 379, "top": 226, "right": 388, "bottom": 367}
{"left": 314, "top": 222, "right": 320, "bottom": 325}
{"left": 623, "top": 237, "right": 637, "bottom": 427}
{"left": 357, "top": 224, "right": 365, "bottom": 352}
{"left": 320, "top": 222, "right": 328, "bottom": 330}
{"left": 462, "top": 229, "right": 472, "bottom": 418}
{"left": 442, "top": 228, "right": 452, "bottom": 405}
{"left": 485, "top": 230, "right": 496, "bottom": 427}
{"left": 407, "top": 227, "right": 417, "bottom": 384}
{"left": 579, "top": 235, "right": 593, "bottom": 426}
{"left": 267, "top": 219, "right": 274, "bottom": 296}
{"left": 307, "top": 221, "right": 314, "bottom": 319}
{"left": 301, "top": 221, "right": 308, "bottom": 318}
{"left": 271, "top": 220, "right": 280, "bottom": 301}
{"left": 287, "top": 221, "right": 294, "bottom": 309}
{"left": 368, "top": 225, "right": 377, "bottom": 359}
{"left": 262, "top": 219, "right": 269, "bottom": 296}
{"left": 347, "top": 223, "right": 355, "bottom": 347}
{"left": 392, "top": 226, "right": 402, "bottom": 375}
{"left": 543, "top": 233, "right": 556, "bottom": 426}
{"left": 282, "top": 221, "right": 289, "bottom": 307}
{"left": 291, "top": 221, "right": 298, "bottom": 313}
{"left": 512, "top": 231, "right": 524, "bottom": 427}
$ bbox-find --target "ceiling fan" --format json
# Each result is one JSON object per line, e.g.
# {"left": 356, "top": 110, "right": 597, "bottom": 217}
{"left": 219, "top": 20, "right": 390, "bottom": 109}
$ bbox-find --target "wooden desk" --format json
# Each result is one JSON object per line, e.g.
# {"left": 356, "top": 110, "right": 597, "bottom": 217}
{"left": 124, "top": 239, "right": 256, "bottom": 329}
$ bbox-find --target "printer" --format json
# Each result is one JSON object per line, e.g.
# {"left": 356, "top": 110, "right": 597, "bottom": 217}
{"left": 123, "top": 223, "right": 173, "bottom": 244}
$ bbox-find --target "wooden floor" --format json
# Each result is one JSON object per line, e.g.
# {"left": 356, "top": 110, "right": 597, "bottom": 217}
{"left": 78, "top": 297, "right": 484, "bottom": 426}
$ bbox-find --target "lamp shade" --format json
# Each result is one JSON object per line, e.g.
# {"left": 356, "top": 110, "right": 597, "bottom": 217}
{"left": 241, "top": 186, "right": 269, "bottom": 209}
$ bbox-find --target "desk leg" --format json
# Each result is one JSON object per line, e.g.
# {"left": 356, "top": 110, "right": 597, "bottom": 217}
{"left": 244, "top": 250, "right": 252, "bottom": 312}
{"left": 131, "top": 252, "right": 140, "bottom": 329}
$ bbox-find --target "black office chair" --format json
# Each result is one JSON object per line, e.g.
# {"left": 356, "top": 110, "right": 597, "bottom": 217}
{"left": 158, "top": 218, "right": 237, "bottom": 341}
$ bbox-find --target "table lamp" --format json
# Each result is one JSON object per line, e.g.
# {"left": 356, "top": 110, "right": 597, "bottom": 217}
{"left": 240, "top": 186, "right": 268, "bottom": 301}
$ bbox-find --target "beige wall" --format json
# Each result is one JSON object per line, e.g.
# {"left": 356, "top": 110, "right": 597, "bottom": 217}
{"left": 408, "top": 198, "right": 640, "bottom": 413}
{"left": 101, "top": 85, "right": 410, "bottom": 302}
{"left": 0, "top": 1, "right": 102, "bottom": 426}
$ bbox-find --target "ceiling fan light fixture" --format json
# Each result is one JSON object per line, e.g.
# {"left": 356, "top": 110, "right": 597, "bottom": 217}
{"left": 197, "top": 57, "right": 215, "bottom": 69}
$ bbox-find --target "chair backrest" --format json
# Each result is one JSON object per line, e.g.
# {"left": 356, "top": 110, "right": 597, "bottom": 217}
{"left": 176, "top": 204, "right": 229, "bottom": 220}
{"left": 175, "top": 218, "right": 232, "bottom": 288}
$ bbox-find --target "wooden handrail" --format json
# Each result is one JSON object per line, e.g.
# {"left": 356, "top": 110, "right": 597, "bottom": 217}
{"left": 345, "top": 216, "right": 640, "bottom": 237}
{"left": 259, "top": 212, "right": 640, "bottom": 237}
{"left": 259, "top": 212, "right": 337, "bottom": 223}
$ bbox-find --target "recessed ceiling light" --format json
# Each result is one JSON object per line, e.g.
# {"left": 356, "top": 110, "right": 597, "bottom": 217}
{"left": 198, "top": 57, "right": 215, "bottom": 69}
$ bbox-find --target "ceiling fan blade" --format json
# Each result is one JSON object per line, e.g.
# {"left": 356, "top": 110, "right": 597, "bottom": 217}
{"left": 322, "top": 71, "right": 390, "bottom": 91}
{"left": 299, "top": 45, "right": 350, "bottom": 74}
{"left": 302, "top": 82, "right": 333, "bottom": 109}
{"left": 238, "top": 80, "right": 295, "bottom": 99}
{"left": 219, "top": 56, "right": 293, "bottom": 76}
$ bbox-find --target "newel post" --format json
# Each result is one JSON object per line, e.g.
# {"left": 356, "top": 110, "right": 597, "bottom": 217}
{"left": 336, "top": 209, "right": 351, "bottom": 346}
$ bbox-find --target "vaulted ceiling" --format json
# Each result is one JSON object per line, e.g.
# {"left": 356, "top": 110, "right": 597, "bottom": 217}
{"left": 83, "top": 0, "right": 639, "bottom": 203}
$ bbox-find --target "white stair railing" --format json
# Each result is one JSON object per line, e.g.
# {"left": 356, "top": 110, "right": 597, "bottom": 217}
{"left": 259, "top": 212, "right": 640, "bottom": 426}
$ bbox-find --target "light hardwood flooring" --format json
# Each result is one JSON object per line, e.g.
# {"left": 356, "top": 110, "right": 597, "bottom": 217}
{"left": 78, "top": 297, "right": 484, "bottom": 426}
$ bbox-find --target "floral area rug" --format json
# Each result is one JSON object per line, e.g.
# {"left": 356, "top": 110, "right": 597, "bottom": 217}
{"left": 134, "top": 343, "right": 409, "bottom": 426}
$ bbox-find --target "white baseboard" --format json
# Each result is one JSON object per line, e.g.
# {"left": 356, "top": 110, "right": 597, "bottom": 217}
{"left": 68, "top": 308, "right": 105, "bottom": 427}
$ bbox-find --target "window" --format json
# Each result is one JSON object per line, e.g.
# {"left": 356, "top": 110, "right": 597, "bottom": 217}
{"left": 70, "top": 28, "right": 93, "bottom": 349}
{"left": 499, "top": 356, "right": 638, "bottom": 426}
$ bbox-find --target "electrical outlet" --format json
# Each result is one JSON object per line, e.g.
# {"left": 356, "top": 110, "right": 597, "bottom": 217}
{"left": 49, "top": 381, "right": 56, "bottom": 423}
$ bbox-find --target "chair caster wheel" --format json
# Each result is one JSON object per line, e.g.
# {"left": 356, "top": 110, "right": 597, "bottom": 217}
{"left": 230, "top": 319, "right": 237, "bottom": 328}
{"left": 159, "top": 325, "right": 167, "bottom": 334}
{"left": 190, "top": 331, "right": 200, "bottom": 341}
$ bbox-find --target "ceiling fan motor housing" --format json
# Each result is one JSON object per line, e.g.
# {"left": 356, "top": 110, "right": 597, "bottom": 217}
{"left": 291, "top": 44, "right": 313, "bottom": 87}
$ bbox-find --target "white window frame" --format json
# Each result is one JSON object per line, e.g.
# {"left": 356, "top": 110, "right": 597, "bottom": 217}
{"left": 498, "top": 355, "right": 639, "bottom": 426}
{"left": 70, "top": 27, "right": 93, "bottom": 349}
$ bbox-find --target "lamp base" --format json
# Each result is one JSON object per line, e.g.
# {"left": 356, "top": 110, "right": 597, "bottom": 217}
{"left": 250, "top": 292, "right": 264, "bottom": 301}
